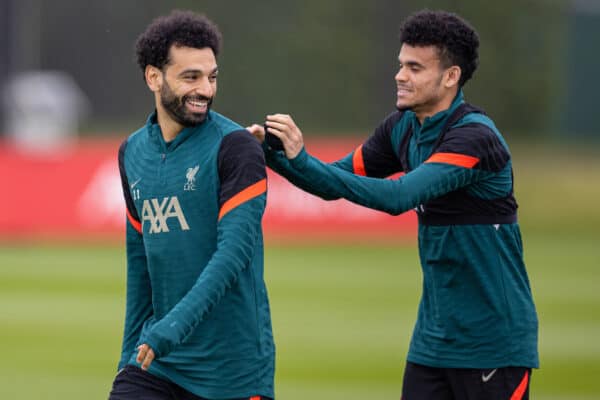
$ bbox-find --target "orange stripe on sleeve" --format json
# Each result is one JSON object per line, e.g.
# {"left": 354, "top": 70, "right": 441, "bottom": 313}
{"left": 425, "top": 152, "right": 480, "bottom": 168}
{"left": 127, "top": 209, "right": 142, "bottom": 234}
{"left": 352, "top": 144, "right": 367, "bottom": 176}
{"left": 218, "top": 179, "right": 267, "bottom": 220}
{"left": 249, "top": 397, "right": 261, "bottom": 400}
{"left": 510, "top": 370, "right": 530, "bottom": 400}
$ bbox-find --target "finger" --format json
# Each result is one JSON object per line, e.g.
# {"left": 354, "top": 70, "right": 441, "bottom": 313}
{"left": 266, "top": 114, "right": 292, "bottom": 124}
{"left": 249, "top": 126, "right": 266, "bottom": 143}
{"left": 265, "top": 121, "right": 288, "bottom": 132}
{"left": 141, "top": 348, "right": 155, "bottom": 371}
{"left": 246, "top": 123, "right": 263, "bottom": 132}
{"left": 136, "top": 344, "right": 148, "bottom": 364}
{"left": 264, "top": 126, "right": 288, "bottom": 142}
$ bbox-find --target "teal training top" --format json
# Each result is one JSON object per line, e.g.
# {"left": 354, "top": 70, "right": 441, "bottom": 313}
{"left": 264, "top": 91, "right": 539, "bottom": 369}
{"left": 117, "top": 110, "right": 275, "bottom": 399}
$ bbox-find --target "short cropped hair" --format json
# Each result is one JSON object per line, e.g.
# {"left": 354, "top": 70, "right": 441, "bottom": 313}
{"left": 135, "top": 10, "right": 222, "bottom": 78}
{"left": 399, "top": 10, "right": 479, "bottom": 87}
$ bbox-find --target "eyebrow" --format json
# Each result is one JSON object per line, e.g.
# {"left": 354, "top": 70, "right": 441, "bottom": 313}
{"left": 399, "top": 60, "right": 425, "bottom": 69}
{"left": 178, "top": 66, "right": 219, "bottom": 77}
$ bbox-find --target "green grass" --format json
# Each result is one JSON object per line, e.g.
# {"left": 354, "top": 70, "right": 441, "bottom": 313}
{"left": 1, "top": 141, "right": 598, "bottom": 399}
{"left": 0, "top": 235, "right": 599, "bottom": 399}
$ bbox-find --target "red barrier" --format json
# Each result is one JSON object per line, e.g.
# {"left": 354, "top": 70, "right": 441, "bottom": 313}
{"left": 0, "top": 138, "right": 416, "bottom": 243}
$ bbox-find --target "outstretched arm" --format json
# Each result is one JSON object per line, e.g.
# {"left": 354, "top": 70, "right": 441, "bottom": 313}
{"left": 289, "top": 147, "right": 480, "bottom": 215}
{"left": 263, "top": 114, "right": 491, "bottom": 215}
{"left": 247, "top": 112, "right": 403, "bottom": 200}
{"left": 247, "top": 122, "right": 347, "bottom": 200}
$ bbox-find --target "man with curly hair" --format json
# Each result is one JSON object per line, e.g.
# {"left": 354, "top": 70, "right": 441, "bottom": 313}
{"left": 109, "top": 10, "right": 274, "bottom": 400}
{"left": 249, "top": 9, "right": 538, "bottom": 400}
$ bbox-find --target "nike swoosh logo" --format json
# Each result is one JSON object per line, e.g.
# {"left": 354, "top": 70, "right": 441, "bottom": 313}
{"left": 482, "top": 369, "right": 497, "bottom": 383}
{"left": 130, "top": 178, "right": 141, "bottom": 189}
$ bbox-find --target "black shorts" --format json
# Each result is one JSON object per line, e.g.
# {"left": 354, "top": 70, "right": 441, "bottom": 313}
{"left": 401, "top": 361, "right": 531, "bottom": 400}
{"left": 108, "top": 365, "right": 272, "bottom": 400}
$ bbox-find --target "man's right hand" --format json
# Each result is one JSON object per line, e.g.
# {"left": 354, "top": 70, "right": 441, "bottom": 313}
{"left": 264, "top": 114, "right": 305, "bottom": 159}
{"left": 136, "top": 344, "right": 155, "bottom": 371}
{"left": 248, "top": 114, "right": 305, "bottom": 159}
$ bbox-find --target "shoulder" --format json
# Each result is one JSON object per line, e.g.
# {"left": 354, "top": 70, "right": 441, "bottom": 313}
{"left": 446, "top": 121, "right": 498, "bottom": 143}
{"left": 222, "top": 129, "right": 263, "bottom": 153}
{"left": 373, "top": 110, "right": 411, "bottom": 148}
{"left": 119, "top": 125, "right": 147, "bottom": 160}
{"left": 207, "top": 110, "right": 244, "bottom": 136}
{"left": 217, "top": 130, "right": 266, "bottom": 187}
{"left": 447, "top": 105, "right": 508, "bottom": 148}
{"left": 218, "top": 129, "right": 265, "bottom": 166}
{"left": 441, "top": 122, "right": 510, "bottom": 171}
{"left": 377, "top": 110, "right": 405, "bottom": 133}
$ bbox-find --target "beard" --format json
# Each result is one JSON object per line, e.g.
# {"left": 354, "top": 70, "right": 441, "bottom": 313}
{"left": 160, "top": 80, "right": 213, "bottom": 127}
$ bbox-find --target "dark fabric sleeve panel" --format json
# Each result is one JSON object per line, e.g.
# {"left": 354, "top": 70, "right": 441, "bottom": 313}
{"left": 360, "top": 111, "right": 404, "bottom": 177}
{"left": 118, "top": 139, "right": 140, "bottom": 223}
{"left": 435, "top": 124, "right": 510, "bottom": 172}
{"left": 218, "top": 130, "right": 267, "bottom": 209}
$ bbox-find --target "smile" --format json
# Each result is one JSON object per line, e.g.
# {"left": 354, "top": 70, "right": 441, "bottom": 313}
{"left": 186, "top": 98, "right": 208, "bottom": 111}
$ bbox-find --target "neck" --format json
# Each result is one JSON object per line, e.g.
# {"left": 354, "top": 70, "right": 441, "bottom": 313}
{"left": 156, "top": 106, "right": 183, "bottom": 142}
{"left": 414, "top": 89, "right": 459, "bottom": 124}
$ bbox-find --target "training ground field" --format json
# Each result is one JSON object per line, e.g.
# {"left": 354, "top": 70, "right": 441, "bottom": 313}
{"left": 0, "top": 142, "right": 599, "bottom": 399}
{"left": 1, "top": 236, "right": 599, "bottom": 399}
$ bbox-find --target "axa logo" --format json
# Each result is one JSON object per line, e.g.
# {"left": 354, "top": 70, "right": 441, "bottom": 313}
{"left": 141, "top": 196, "right": 190, "bottom": 233}
{"left": 184, "top": 165, "right": 199, "bottom": 191}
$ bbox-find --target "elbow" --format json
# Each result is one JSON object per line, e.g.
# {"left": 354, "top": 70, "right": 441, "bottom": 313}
{"left": 379, "top": 201, "right": 407, "bottom": 216}
{"left": 385, "top": 207, "right": 404, "bottom": 216}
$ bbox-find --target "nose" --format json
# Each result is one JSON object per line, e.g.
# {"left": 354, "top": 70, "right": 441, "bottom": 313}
{"left": 395, "top": 66, "right": 407, "bottom": 83}
{"left": 194, "top": 76, "right": 214, "bottom": 98}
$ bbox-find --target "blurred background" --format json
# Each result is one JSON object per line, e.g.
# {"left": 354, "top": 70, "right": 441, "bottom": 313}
{"left": 0, "top": 0, "right": 598, "bottom": 399}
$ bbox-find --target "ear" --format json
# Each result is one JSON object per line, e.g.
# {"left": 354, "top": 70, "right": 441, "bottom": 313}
{"left": 145, "top": 65, "right": 163, "bottom": 92}
{"left": 444, "top": 66, "right": 462, "bottom": 89}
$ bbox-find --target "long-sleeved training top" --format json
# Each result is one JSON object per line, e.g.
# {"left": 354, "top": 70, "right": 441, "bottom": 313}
{"left": 264, "top": 91, "right": 539, "bottom": 369}
{"left": 117, "top": 110, "right": 275, "bottom": 399}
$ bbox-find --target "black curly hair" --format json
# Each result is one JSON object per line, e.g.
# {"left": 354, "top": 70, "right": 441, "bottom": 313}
{"left": 399, "top": 10, "right": 479, "bottom": 87}
{"left": 135, "top": 10, "right": 222, "bottom": 79}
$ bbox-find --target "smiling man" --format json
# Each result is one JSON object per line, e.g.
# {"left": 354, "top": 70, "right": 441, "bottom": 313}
{"left": 249, "top": 9, "right": 538, "bottom": 400}
{"left": 109, "top": 10, "right": 274, "bottom": 400}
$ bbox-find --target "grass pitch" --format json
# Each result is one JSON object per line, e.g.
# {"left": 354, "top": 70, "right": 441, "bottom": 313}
{"left": 1, "top": 140, "right": 598, "bottom": 399}
{"left": 0, "top": 233, "right": 599, "bottom": 399}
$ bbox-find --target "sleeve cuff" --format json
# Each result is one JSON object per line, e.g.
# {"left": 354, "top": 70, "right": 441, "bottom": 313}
{"left": 261, "top": 139, "right": 271, "bottom": 152}
{"left": 262, "top": 138, "right": 285, "bottom": 154}
{"left": 289, "top": 147, "right": 309, "bottom": 170}
{"left": 140, "top": 332, "right": 168, "bottom": 359}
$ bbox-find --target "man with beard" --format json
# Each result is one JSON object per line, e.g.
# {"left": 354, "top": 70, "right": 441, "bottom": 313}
{"left": 109, "top": 10, "right": 274, "bottom": 400}
{"left": 249, "top": 9, "right": 538, "bottom": 400}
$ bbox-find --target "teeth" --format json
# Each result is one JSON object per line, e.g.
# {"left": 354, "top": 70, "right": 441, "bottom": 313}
{"left": 188, "top": 100, "right": 207, "bottom": 107}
